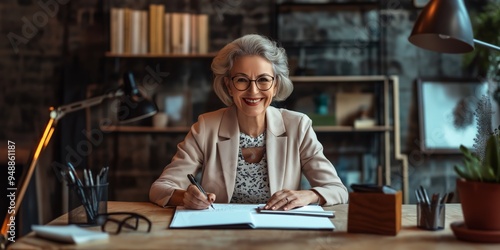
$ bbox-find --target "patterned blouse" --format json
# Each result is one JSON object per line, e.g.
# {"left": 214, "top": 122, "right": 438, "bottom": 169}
{"left": 230, "top": 132, "right": 271, "bottom": 204}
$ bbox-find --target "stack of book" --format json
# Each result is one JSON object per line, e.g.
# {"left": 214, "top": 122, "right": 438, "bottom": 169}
{"left": 110, "top": 5, "right": 209, "bottom": 55}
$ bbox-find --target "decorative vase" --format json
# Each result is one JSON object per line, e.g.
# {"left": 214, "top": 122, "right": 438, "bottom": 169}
{"left": 456, "top": 179, "right": 500, "bottom": 230}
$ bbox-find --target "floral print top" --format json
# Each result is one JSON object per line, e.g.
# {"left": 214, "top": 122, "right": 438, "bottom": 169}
{"left": 230, "top": 132, "right": 271, "bottom": 204}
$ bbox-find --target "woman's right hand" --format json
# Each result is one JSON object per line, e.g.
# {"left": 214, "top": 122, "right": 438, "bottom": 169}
{"left": 183, "top": 184, "right": 216, "bottom": 209}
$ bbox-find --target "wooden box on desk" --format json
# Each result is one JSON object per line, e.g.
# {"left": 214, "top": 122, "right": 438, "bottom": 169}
{"left": 347, "top": 191, "right": 402, "bottom": 236}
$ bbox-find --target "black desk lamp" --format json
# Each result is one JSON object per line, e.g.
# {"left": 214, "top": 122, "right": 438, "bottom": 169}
{"left": 408, "top": 0, "right": 500, "bottom": 53}
{"left": 1, "top": 72, "right": 157, "bottom": 247}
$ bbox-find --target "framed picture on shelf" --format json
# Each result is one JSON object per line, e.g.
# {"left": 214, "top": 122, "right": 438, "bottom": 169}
{"left": 417, "top": 78, "right": 488, "bottom": 153}
{"left": 335, "top": 93, "right": 375, "bottom": 127}
{"left": 156, "top": 90, "right": 192, "bottom": 127}
{"left": 413, "top": 0, "right": 430, "bottom": 8}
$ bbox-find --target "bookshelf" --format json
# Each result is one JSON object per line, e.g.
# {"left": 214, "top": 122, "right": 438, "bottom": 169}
{"left": 109, "top": 4, "right": 210, "bottom": 56}
{"left": 92, "top": 1, "right": 219, "bottom": 202}
{"left": 284, "top": 75, "right": 409, "bottom": 203}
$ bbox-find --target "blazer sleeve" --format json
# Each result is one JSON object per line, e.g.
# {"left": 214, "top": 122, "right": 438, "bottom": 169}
{"left": 297, "top": 115, "right": 349, "bottom": 205}
{"left": 149, "top": 117, "right": 206, "bottom": 207}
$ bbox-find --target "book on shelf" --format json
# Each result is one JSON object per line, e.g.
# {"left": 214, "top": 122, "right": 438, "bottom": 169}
{"left": 190, "top": 14, "right": 198, "bottom": 53}
{"left": 170, "top": 12, "right": 182, "bottom": 53}
{"left": 148, "top": 5, "right": 156, "bottom": 54}
{"left": 180, "top": 13, "right": 189, "bottom": 54}
{"left": 140, "top": 10, "right": 148, "bottom": 54}
{"left": 164, "top": 12, "right": 171, "bottom": 54}
{"left": 155, "top": 4, "right": 165, "bottom": 54}
{"left": 197, "top": 14, "right": 209, "bottom": 54}
{"left": 129, "top": 9, "right": 141, "bottom": 54}
{"left": 110, "top": 8, "right": 124, "bottom": 54}
{"left": 109, "top": 4, "right": 210, "bottom": 55}
{"left": 123, "top": 8, "right": 130, "bottom": 53}
{"left": 111, "top": 8, "right": 148, "bottom": 55}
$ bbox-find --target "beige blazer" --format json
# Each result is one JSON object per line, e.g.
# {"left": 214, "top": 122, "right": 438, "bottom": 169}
{"left": 149, "top": 106, "right": 348, "bottom": 207}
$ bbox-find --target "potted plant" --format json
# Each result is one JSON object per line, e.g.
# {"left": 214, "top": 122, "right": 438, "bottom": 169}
{"left": 454, "top": 95, "right": 500, "bottom": 231}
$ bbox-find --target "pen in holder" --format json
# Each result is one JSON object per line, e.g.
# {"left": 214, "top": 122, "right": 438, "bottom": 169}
{"left": 417, "top": 202, "right": 445, "bottom": 230}
{"left": 415, "top": 186, "right": 446, "bottom": 230}
{"left": 68, "top": 183, "right": 108, "bottom": 226}
{"left": 58, "top": 165, "right": 110, "bottom": 226}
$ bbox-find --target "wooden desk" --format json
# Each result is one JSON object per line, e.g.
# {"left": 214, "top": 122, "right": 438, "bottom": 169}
{"left": 8, "top": 202, "right": 499, "bottom": 249}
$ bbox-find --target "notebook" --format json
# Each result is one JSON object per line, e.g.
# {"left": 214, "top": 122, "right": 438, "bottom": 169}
{"left": 169, "top": 204, "right": 335, "bottom": 230}
{"left": 32, "top": 225, "right": 109, "bottom": 244}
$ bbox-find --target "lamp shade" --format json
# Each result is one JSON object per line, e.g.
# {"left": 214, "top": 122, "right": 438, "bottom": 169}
{"left": 408, "top": 0, "right": 474, "bottom": 53}
{"left": 118, "top": 72, "right": 158, "bottom": 123}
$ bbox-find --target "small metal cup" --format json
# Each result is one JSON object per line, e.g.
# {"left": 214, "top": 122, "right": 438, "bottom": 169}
{"left": 417, "top": 202, "right": 445, "bottom": 230}
{"left": 68, "top": 183, "right": 108, "bottom": 226}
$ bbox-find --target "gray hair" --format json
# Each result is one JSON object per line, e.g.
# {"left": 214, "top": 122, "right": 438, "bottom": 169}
{"left": 211, "top": 34, "right": 293, "bottom": 106}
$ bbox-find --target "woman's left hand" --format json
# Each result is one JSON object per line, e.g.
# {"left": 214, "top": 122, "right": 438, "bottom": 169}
{"left": 263, "top": 189, "right": 320, "bottom": 210}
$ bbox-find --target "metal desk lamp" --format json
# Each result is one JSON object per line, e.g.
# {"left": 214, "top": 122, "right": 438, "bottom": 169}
{"left": 408, "top": 0, "right": 500, "bottom": 53}
{"left": 1, "top": 71, "right": 158, "bottom": 248}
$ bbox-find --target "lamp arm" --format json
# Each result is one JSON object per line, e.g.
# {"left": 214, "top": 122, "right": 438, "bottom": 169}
{"left": 474, "top": 39, "right": 500, "bottom": 52}
{"left": 1, "top": 88, "right": 123, "bottom": 249}
{"left": 52, "top": 89, "right": 124, "bottom": 121}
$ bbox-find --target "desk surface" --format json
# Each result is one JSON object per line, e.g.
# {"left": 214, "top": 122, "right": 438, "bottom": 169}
{"left": 8, "top": 202, "right": 499, "bottom": 250}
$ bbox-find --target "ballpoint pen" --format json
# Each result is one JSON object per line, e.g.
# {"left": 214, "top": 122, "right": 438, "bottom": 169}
{"left": 187, "top": 174, "right": 215, "bottom": 209}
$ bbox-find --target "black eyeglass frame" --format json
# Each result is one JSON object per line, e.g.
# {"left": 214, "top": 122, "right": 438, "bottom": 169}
{"left": 96, "top": 212, "right": 152, "bottom": 234}
{"left": 230, "top": 75, "right": 275, "bottom": 91}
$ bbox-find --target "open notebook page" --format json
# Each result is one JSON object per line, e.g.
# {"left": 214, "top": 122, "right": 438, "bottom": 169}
{"left": 169, "top": 204, "right": 335, "bottom": 230}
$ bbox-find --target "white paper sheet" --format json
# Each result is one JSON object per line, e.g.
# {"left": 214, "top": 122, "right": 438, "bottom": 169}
{"left": 169, "top": 204, "right": 335, "bottom": 230}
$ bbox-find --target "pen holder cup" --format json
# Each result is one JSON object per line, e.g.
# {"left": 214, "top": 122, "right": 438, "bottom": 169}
{"left": 417, "top": 202, "right": 445, "bottom": 230}
{"left": 68, "top": 183, "right": 108, "bottom": 226}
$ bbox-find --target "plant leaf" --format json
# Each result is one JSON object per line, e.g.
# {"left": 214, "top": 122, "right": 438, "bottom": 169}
{"left": 484, "top": 135, "right": 500, "bottom": 180}
{"left": 457, "top": 145, "right": 482, "bottom": 181}
{"left": 454, "top": 165, "right": 472, "bottom": 180}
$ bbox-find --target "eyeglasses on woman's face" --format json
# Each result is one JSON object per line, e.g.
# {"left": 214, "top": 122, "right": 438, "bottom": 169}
{"left": 231, "top": 75, "right": 275, "bottom": 91}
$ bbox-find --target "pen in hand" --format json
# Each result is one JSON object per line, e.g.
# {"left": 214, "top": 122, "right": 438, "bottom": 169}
{"left": 187, "top": 174, "right": 215, "bottom": 209}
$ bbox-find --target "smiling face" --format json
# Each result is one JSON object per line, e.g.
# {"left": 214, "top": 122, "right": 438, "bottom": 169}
{"left": 225, "top": 55, "right": 277, "bottom": 120}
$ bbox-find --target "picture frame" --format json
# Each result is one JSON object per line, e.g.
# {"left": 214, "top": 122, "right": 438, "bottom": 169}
{"left": 417, "top": 78, "right": 488, "bottom": 153}
{"left": 413, "top": 0, "right": 430, "bottom": 8}
{"left": 155, "top": 90, "right": 192, "bottom": 127}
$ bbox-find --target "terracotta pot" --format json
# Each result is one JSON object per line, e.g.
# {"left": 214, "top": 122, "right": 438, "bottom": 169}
{"left": 456, "top": 179, "right": 500, "bottom": 230}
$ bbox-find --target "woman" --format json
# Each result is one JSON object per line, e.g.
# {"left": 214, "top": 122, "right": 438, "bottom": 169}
{"left": 150, "top": 34, "right": 348, "bottom": 210}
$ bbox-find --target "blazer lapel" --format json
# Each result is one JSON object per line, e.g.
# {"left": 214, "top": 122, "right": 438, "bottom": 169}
{"left": 266, "top": 107, "right": 287, "bottom": 194}
{"left": 217, "top": 106, "right": 239, "bottom": 200}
